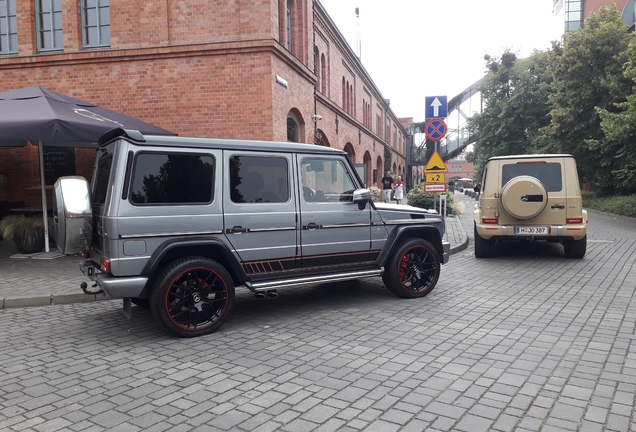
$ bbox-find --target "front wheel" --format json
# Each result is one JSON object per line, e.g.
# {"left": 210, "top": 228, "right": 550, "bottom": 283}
{"left": 151, "top": 257, "right": 235, "bottom": 337}
{"left": 383, "top": 238, "right": 441, "bottom": 298}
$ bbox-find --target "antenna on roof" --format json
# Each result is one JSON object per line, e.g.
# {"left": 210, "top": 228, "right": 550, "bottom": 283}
{"left": 355, "top": 7, "right": 361, "bottom": 60}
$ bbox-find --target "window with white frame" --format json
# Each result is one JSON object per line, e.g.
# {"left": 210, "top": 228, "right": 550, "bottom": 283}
{"left": 82, "top": 0, "right": 110, "bottom": 48}
{"left": 36, "top": 0, "right": 63, "bottom": 51}
{"left": 0, "top": 0, "right": 18, "bottom": 55}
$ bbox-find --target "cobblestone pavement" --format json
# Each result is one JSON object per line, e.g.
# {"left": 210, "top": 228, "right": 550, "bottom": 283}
{"left": 1, "top": 194, "right": 636, "bottom": 431}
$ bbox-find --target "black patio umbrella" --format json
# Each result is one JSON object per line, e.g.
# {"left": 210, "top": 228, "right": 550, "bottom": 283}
{"left": 0, "top": 85, "right": 177, "bottom": 253}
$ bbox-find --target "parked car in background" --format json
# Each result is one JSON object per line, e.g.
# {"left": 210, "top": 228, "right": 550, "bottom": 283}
{"left": 474, "top": 154, "right": 587, "bottom": 258}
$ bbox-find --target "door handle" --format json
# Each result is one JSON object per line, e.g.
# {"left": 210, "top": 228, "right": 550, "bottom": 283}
{"left": 551, "top": 204, "right": 565, "bottom": 209}
{"left": 227, "top": 226, "right": 249, "bottom": 234}
{"left": 303, "top": 222, "right": 321, "bottom": 230}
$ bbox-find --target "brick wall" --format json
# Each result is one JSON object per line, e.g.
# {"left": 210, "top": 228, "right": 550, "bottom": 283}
{"left": 0, "top": 0, "right": 407, "bottom": 202}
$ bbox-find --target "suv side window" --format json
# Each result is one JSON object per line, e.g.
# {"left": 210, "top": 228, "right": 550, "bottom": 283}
{"left": 230, "top": 155, "right": 289, "bottom": 203}
{"left": 301, "top": 158, "right": 356, "bottom": 202}
{"left": 93, "top": 146, "right": 114, "bottom": 205}
{"left": 501, "top": 162, "right": 562, "bottom": 192}
{"left": 130, "top": 152, "right": 215, "bottom": 204}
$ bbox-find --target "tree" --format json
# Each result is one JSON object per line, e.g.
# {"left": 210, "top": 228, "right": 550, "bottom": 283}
{"left": 544, "top": 6, "right": 634, "bottom": 190}
{"left": 589, "top": 30, "right": 636, "bottom": 194}
{"left": 468, "top": 49, "right": 553, "bottom": 180}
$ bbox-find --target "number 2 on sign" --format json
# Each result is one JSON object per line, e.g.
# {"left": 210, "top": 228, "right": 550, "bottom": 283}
{"left": 426, "top": 173, "right": 445, "bottom": 183}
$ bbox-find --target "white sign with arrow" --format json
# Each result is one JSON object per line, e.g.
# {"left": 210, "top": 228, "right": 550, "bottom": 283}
{"left": 425, "top": 95, "right": 448, "bottom": 119}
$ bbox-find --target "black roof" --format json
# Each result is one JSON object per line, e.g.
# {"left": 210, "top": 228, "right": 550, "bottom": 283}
{"left": 100, "top": 129, "right": 346, "bottom": 156}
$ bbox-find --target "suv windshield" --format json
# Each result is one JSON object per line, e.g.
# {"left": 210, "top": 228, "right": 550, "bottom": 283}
{"left": 501, "top": 162, "right": 562, "bottom": 192}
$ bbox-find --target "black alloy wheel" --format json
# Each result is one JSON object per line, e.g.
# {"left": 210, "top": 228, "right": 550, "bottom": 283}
{"left": 151, "top": 257, "right": 235, "bottom": 337}
{"left": 383, "top": 238, "right": 440, "bottom": 298}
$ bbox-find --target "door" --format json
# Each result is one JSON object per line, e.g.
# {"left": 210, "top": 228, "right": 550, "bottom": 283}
{"left": 298, "top": 155, "right": 372, "bottom": 269}
{"left": 223, "top": 152, "right": 298, "bottom": 275}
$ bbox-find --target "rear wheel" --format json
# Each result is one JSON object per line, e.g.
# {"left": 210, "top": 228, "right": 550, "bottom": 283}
{"left": 151, "top": 257, "right": 235, "bottom": 337}
{"left": 382, "top": 238, "right": 440, "bottom": 298}
{"left": 474, "top": 223, "right": 492, "bottom": 258}
{"left": 563, "top": 235, "right": 586, "bottom": 258}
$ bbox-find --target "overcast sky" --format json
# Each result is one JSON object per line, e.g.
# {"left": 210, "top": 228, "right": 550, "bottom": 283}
{"left": 319, "top": 0, "right": 564, "bottom": 122}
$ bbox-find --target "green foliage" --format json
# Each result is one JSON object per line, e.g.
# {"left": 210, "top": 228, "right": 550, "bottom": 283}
{"left": 384, "top": 144, "right": 392, "bottom": 172}
{"left": 582, "top": 191, "right": 636, "bottom": 217}
{"left": 469, "top": 4, "right": 636, "bottom": 196}
{"left": 406, "top": 186, "right": 454, "bottom": 215}
{"left": 468, "top": 49, "right": 553, "bottom": 181}
{"left": 545, "top": 6, "right": 634, "bottom": 192}
{"left": 0, "top": 215, "right": 51, "bottom": 244}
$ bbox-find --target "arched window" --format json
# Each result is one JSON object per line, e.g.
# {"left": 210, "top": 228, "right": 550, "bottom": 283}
{"left": 287, "top": 115, "right": 299, "bottom": 142}
{"left": 346, "top": 80, "right": 350, "bottom": 114}
{"left": 350, "top": 84, "right": 354, "bottom": 116}
{"left": 314, "top": 47, "right": 321, "bottom": 93}
{"left": 342, "top": 77, "right": 346, "bottom": 110}
{"left": 321, "top": 54, "right": 327, "bottom": 95}
{"left": 343, "top": 142, "right": 356, "bottom": 163}
{"left": 286, "top": 0, "right": 293, "bottom": 51}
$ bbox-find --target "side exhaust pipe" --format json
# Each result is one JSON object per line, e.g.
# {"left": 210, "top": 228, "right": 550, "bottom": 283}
{"left": 254, "top": 289, "right": 278, "bottom": 299}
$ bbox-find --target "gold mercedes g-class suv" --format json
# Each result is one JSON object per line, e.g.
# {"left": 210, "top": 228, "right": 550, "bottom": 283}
{"left": 474, "top": 154, "right": 587, "bottom": 258}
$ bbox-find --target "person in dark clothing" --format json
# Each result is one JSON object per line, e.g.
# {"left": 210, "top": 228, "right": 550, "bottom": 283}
{"left": 381, "top": 171, "right": 393, "bottom": 202}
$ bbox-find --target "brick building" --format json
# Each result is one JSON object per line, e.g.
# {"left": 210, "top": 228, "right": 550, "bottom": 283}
{"left": 558, "top": 0, "right": 636, "bottom": 31}
{"left": 0, "top": 0, "right": 407, "bottom": 206}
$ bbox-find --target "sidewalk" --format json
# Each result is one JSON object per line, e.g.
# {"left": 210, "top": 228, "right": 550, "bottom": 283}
{"left": 0, "top": 207, "right": 470, "bottom": 309}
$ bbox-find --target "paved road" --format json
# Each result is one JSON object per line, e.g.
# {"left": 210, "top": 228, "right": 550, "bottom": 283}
{"left": 1, "top": 195, "right": 636, "bottom": 431}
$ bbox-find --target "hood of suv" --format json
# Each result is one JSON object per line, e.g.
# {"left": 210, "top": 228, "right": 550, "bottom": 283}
{"left": 374, "top": 202, "right": 442, "bottom": 222}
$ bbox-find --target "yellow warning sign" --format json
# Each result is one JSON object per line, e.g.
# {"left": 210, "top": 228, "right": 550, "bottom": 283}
{"left": 426, "top": 173, "right": 445, "bottom": 183}
{"left": 424, "top": 150, "right": 448, "bottom": 173}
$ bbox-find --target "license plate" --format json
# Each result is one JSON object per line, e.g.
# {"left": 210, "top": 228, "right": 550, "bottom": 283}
{"left": 516, "top": 226, "right": 548, "bottom": 235}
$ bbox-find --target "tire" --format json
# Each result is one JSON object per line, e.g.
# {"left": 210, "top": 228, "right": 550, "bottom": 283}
{"left": 563, "top": 235, "right": 586, "bottom": 258}
{"left": 150, "top": 257, "right": 235, "bottom": 337}
{"left": 382, "top": 238, "right": 440, "bottom": 298}
{"left": 474, "top": 222, "right": 492, "bottom": 258}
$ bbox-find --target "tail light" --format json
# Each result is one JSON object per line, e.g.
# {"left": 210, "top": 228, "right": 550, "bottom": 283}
{"left": 100, "top": 256, "right": 111, "bottom": 274}
{"left": 482, "top": 217, "right": 498, "bottom": 224}
{"left": 566, "top": 217, "right": 583, "bottom": 224}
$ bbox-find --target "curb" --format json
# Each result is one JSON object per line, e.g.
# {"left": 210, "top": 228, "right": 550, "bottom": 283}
{"left": 450, "top": 216, "right": 469, "bottom": 255}
{"left": 2, "top": 292, "right": 109, "bottom": 310}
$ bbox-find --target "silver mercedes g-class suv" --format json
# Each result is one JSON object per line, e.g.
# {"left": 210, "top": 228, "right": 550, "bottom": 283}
{"left": 54, "top": 130, "right": 450, "bottom": 337}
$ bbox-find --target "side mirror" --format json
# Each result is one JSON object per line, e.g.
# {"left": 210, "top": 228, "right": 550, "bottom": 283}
{"left": 353, "top": 188, "right": 371, "bottom": 209}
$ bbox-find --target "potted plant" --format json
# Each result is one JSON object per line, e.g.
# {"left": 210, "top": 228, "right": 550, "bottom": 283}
{"left": 0, "top": 215, "right": 53, "bottom": 254}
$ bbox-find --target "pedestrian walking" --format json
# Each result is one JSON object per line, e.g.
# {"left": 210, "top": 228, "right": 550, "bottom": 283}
{"left": 381, "top": 171, "right": 394, "bottom": 203}
{"left": 393, "top": 176, "right": 405, "bottom": 204}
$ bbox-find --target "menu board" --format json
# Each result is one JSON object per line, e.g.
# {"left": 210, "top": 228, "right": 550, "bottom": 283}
{"left": 43, "top": 147, "right": 76, "bottom": 185}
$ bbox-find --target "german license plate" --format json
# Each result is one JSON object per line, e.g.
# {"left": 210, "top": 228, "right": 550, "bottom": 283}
{"left": 516, "top": 226, "right": 548, "bottom": 235}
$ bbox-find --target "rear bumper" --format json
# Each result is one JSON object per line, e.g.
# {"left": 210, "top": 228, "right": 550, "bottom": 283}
{"left": 475, "top": 223, "right": 587, "bottom": 241}
{"left": 80, "top": 260, "right": 148, "bottom": 299}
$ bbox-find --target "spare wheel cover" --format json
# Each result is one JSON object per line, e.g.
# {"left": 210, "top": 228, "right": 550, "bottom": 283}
{"left": 500, "top": 175, "right": 547, "bottom": 220}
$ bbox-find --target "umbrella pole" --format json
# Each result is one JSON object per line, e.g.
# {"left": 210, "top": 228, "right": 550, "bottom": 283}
{"left": 38, "top": 141, "right": 50, "bottom": 253}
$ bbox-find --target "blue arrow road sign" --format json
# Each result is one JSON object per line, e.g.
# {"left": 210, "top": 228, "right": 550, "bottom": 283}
{"left": 425, "top": 96, "right": 448, "bottom": 119}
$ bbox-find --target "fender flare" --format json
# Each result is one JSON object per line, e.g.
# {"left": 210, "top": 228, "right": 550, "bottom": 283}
{"left": 140, "top": 237, "right": 247, "bottom": 282}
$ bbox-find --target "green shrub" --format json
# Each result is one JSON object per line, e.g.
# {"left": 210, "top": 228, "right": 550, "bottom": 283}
{"left": 407, "top": 185, "right": 454, "bottom": 214}
{"left": 582, "top": 192, "right": 636, "bottom": 218}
